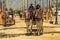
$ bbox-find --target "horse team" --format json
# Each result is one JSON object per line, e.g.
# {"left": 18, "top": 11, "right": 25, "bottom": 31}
{"left": 23, "top": 8, "right": 43, "bottom": 36}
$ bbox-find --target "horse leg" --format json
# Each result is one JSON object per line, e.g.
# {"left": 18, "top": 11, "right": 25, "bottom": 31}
{"left": 36, "top": 21, "right": 40, "bottom": 36}
{"left": 40, "top": 19, "right": 43, "bottom": 35}
{"left": 26, "top": 21, "right": 31, "bottom": 35}
{"left": 29, "top": 20, "right": 32, "bottom": 35}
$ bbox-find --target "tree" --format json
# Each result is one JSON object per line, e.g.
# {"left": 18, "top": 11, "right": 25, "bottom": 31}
{"left": 9, "top": 8, "right": 13, "bottom": 11}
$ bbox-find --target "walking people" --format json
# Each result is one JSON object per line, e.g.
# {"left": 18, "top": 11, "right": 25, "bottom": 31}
{"left": 28, "top": 4, "right": 35, "bottom": 13}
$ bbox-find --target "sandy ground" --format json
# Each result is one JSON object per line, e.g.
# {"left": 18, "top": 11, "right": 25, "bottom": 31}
{"left": 0, "top": 16, "right": 60, "bottom": 40}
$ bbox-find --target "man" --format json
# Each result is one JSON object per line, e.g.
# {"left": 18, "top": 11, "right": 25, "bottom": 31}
{"left": 0, "top": 10, "right": 2, "bottom": 24}
{"left": 28, "top": 4, "right": 35, "bottom": 19}
{"left": 36, "top": 4, "right": 40, "bottom": 9}
{"left": 28, "top": 4, "right": 35, "bottom": 12}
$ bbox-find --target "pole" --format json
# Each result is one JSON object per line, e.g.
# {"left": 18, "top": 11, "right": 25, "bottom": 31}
{"left": 24, "top": 0, "right": 25, "bottom": 9}
{"left": 35, "top": 0, "right": 36, "bottom": 6}
{"left": 55, "top": 0, "right": 58, "bottom": 24}
{"left": 27, "top": 0, "right": 28, "bottom": 9}
{"left": 2, "top": 0, "right": 3, "bottom": 11}
{"left": 22, "top": 0, "right": 24, "bottom": 10}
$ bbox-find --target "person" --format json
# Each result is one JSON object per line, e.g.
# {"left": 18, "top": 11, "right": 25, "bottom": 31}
{"left": 36, "top": 4, "right": 40, "bottom": 9}
{"left": 28, "top": 4, "right": 36, "bottom": 24}
{"left": 28, "top": 4, "right": 35, "bottom": 12}
{"left": 28, "top": 4, "right": 35, "bottom": 20}
{"left": 19, "top": 11, "right": 23, "bottom": 19}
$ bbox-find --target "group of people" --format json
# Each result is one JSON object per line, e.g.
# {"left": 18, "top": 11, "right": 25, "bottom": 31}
{"left": 23, "top": 4, "right": 43, "bottom": 36}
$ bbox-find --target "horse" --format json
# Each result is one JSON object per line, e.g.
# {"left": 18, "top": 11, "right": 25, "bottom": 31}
{"left": 23, "top": 9, "right": 32, "bottom": 35}
{"left": 2, "top": 11, "right": 9, "bottom": 26}
{"left": 23, "top": 9, "right": 43, "bottom": 35}
{"left": 35, "top": 9, "right": 43, "bottom": 35}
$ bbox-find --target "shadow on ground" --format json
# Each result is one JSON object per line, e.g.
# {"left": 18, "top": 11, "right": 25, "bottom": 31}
{"left": 3, "top": 24, "right": 14, "bottom": 27}
{"left": 0, "top": 33, "right": 21, "bottom": 38}
{"left": 0, "top": 31, "right": 60, "bottom": 38}
{"left": 0, "top": 27, "right": 60, "bottom": 38}
{"left": 0, "top": 26, "right": 60, "bottom": 31}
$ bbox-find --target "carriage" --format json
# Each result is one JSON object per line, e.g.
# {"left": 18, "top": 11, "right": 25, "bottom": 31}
{"left": 2, "top": 11, "right": 15, "bottom": 26}
{"left": 23, "top": 9, "right": 43, "bottom": 36}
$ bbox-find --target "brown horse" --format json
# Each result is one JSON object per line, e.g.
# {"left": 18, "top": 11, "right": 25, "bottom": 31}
{"left": 2, "top": 11, "right": 9, "bottom": 26}
{"left": 35, "top": 9, "right": 43, "bottom": 35}
{"left": 23, "top": 9, "right": 32, "bottom": 35}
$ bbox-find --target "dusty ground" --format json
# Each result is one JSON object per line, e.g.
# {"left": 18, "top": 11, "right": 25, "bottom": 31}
{"left": 0, "top": 16, "right": 60, "bottom": 40}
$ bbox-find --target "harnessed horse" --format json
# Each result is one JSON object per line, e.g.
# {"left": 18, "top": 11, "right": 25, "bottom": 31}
{"left": 23, "top": 9, "right": 32, "bottom": 35}
{"left": 2, "top": 11, "right": 9, "bottom": 26}
{"left": 23, "top": 9, "right": 43, "bottom": 35}
{"left": 35, "top": 9, "right": 43, "bottom": 35}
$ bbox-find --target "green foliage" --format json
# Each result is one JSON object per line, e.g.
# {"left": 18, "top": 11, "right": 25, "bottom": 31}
{"left": 15, "top": 10, "right": 22, "bottom": 15}
{"left": 57, "top": 7, "right": 60, "bottom": 10}
{"left": 57, "top": 2, "right": 60, "bottom": 10}
{"left": 9, "top": 8, "right": 13, "bottom": 11}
